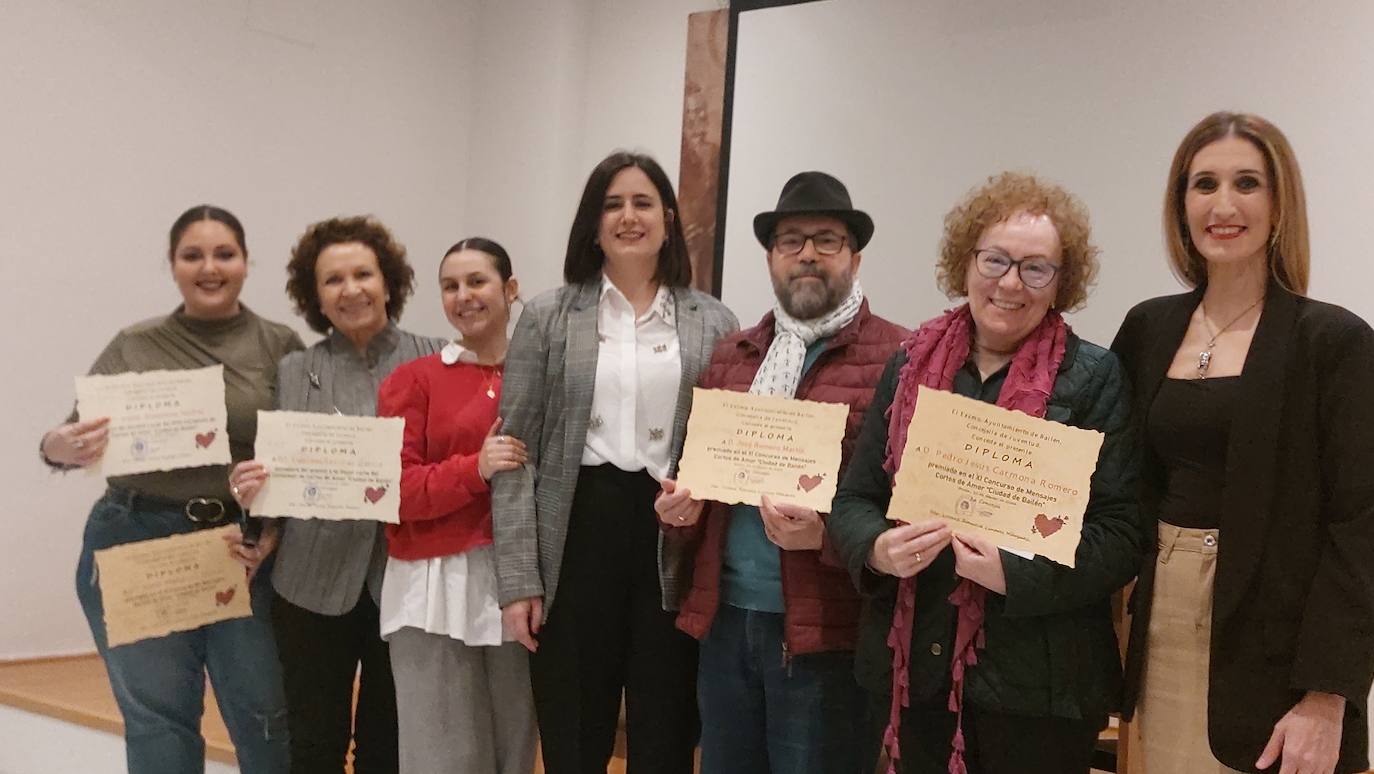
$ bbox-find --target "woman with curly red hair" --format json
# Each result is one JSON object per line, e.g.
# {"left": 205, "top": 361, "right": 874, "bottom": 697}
{"left": 828, "top": 172, "right": 1143, "bottom": 774}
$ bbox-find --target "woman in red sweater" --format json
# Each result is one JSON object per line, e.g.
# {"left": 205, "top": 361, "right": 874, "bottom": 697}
{"left": 376, "top": 238, "right": 535, "bottom": 774}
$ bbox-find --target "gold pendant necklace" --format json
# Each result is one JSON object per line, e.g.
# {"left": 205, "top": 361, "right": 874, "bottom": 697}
{"left": 1197, "top": 296, "right": 1263, "bottom": 378}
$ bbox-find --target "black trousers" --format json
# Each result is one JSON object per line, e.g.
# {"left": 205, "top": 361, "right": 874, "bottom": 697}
{"left": 271, "top": 592, "right": 398, "bottom": 774}
{"left": 869, "top": 691, "right": 1102, "bottom": 774}
{"left": 530, "top": 465, "right": 699, "bottom": 774}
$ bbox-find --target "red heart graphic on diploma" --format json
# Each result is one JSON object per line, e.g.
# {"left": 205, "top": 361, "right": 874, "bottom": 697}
{"left": 1031, "top": 513, "right": 1067, "bottom": 538}
{"left": 214, "top": 587, "right": 236, "bottom": 606}
{"left": 364, "top": 486, "right": 388, "bottom": 504}
{"left": 195, "top": 430, "right": 216, "bottom": 448}
{"left": 797, "top": 474, "right": 823, "bottom": 493}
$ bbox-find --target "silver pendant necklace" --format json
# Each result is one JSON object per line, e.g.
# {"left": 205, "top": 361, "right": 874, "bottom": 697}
{"left": 1197, "top": 296, "right": 1263, "bottom": 378}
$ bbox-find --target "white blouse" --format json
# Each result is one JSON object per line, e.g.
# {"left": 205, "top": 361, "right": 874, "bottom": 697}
{"left": 580, "top": 279, "right": 682, "bottom": 481}
{"left": 379, "top": 545, "right": 507, "bottom": 646}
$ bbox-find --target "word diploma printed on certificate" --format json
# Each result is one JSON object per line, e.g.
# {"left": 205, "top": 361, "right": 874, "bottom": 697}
{"left": 889, "top": 387, "right": 1103, "bottom": 567}
{"left": 675, "top": 388, "right": 848, "bottom": 512}
{"left": 74, "top": 365, "right": 232, "bottom": 477}
{"left": 253, "top": 411, "right": 404, "bottom": 523}
{"left": 95, "top": 525, "right": 252, "bottom": 648}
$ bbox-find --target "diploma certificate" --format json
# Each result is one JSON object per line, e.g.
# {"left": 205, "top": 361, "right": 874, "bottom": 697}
{"left": 95, "top": 526, "right": 251, "bottom": 648}
{"left": 889, "top": 387, "right": 1103, "bottom": 567}
{"left": 253, "top": 410, "right": 404, "bottom": 523}
{"left": 675, "top": 388, "right": 848, "bottom": 512}
{"left": 74, "top": 365, "right": 232, "bottom": 477}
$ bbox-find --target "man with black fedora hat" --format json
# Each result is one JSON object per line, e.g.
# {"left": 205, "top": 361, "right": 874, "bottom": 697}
{"left": 657, "top": 171, "right": 906, "bottom": 773}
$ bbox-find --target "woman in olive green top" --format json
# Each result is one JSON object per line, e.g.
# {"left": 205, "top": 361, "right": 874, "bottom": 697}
{"left": 39, "top": 205, "right": 303, "bottom": 774}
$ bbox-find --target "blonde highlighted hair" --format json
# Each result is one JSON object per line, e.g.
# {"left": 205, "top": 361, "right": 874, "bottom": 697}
{"left": 1163, "top": 111, "right": 1310, "bottom": 294}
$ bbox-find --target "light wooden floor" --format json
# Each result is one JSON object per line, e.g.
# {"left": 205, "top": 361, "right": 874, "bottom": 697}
{"left": 9, "top": 654, "right": 1372, "bottom": 774}
{"left": 0, "top": 654, "right": 628, "bottom": 773}
{"left": 0, "top": 654, "right": 239, "bottom": 765}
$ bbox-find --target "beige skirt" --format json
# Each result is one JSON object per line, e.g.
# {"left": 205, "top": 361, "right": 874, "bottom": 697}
{"left": 1130, "top": 523, "right": 1245, "bottom": 774}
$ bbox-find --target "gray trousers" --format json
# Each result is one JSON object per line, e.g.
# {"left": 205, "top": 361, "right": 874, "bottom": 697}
{"left": 388, "top": 626, "right": 538, "bottom": 774}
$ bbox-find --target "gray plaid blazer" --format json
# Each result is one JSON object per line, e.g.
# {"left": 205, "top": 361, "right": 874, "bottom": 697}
{"left": 492, "top": 280, "right": 738, "bottom": 616}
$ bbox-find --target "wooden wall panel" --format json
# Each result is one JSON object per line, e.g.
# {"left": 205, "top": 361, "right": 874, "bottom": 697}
{"left": 677, "top": 9, "right": 728, "bottom": 295}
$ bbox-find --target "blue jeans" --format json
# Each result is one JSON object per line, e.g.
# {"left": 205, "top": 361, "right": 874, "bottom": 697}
{"left": 75, "top": 491, "right": 289, "bottom": 774}
{"left": 697, "top": 604, "right": 873, "bottom": 774}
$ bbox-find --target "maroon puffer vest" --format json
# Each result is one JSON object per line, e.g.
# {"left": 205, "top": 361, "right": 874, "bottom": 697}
{"left": 675, "top": 301, "right": 907, "bottom": 655}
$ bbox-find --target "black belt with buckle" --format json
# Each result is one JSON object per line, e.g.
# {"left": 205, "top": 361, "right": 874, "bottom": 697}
{"left": 105, "top": 487, "right": 244, "bottom": 526}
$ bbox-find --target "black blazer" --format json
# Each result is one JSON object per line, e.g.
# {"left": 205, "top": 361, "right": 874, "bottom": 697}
{"left": 1111, "top": 283, "right": 1374, "bottom": 773}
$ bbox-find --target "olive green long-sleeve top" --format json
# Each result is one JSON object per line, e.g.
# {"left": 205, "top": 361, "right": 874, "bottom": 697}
{"left": 53, "top": 305, "right": 304, "bottom": 502}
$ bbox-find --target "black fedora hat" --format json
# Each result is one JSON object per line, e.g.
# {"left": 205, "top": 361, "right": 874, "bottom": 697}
{"left": 753, "top": 171, "right": 874, "bottom": 251}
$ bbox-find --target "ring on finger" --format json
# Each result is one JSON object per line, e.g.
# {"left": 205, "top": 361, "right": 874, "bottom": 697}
{"left": 914, "top": 551, "right": 923, "bottom": 564}
{"left": 74, "top": 438, "right": 86, "bottom": 449}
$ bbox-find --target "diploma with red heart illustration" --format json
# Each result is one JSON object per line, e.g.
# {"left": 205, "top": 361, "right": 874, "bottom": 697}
{"left": 94, "top": 525, "right": 250, "bottom": 647}
{"left": 251, "top": 410, "right": 404, "bottom": 523}
{"left": 675, "top": 388, "right": 848, "bottom": 512}
{"left": 888, "top": 387, "right": 1104, "bottom": 568}
{"left": 74, "top": 364, "right": 232, "bottom": 477}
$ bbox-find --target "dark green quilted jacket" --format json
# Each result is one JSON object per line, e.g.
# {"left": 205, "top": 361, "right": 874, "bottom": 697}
{"left": 826, "top": 333, "right": 1143, "bottom": 722}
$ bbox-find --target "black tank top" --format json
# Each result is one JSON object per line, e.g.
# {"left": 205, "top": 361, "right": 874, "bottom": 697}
{"left": 1146, "top": 376, "right": 1239, "bottom": 529}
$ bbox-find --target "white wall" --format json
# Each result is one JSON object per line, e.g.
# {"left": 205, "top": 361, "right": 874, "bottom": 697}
{"left": 2, "top": 0, "right": 714, "bottom": 658}
{"left": 463, "top": 0, "right": 718, "bottom": 300}
{"left": 722, "top": 0, "right": 1374, "bottom": 342}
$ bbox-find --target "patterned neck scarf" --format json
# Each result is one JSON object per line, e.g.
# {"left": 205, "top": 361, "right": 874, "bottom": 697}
{"left": 749, "top": 279, "right": 864, "bottom": 397}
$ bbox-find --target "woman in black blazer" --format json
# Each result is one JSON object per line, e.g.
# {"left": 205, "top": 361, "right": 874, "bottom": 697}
{"left": 1112, "top": 111, "right": 1374, "bottom": 774}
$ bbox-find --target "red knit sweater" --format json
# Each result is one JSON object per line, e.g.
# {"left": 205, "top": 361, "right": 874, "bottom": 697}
{"left": 376, "top": 353, "right": 501, "bottom": 561}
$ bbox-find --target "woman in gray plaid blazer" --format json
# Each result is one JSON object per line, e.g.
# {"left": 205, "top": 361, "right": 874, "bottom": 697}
{"left": 492, "top": 151, "right": 738, "bottom": 774}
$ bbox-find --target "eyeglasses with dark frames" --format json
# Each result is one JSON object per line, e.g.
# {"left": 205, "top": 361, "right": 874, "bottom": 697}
{"left": 972, "top": 249, "right": 1060, "bottom": 289}
{"left": 771, "top": 230, "right": 848, "bottom": 256}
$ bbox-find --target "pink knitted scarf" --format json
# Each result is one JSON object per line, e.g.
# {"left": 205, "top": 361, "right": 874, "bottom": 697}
{"left": 880, "top": 304, "right": 1068, "bottom": 774}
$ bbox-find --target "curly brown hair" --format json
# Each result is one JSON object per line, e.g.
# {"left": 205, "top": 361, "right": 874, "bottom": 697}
{"left": 285, "top": 216, "right": 416, "bottom": 334}
{"left": 936, "top": 172, "right": 1099, "bottom": 312}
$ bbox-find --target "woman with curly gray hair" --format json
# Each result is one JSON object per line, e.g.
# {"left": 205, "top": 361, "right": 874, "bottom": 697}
{"left": 225, "top": 215, "right": 444, "bottom": 774}
{"left": 827, "top": 172, "right": 1143, "bottom": 774}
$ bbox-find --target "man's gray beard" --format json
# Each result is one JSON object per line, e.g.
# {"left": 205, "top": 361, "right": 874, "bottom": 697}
{"left": 774, "top": 272, "right": 852, "bottom": 320}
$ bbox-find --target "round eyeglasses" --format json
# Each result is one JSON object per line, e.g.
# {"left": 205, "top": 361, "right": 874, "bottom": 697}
{"left": 972, "top": 249, "right": 1060, "bottom": 289}
{"left": 772, "top": 230, "right": 848, "bottom": 256}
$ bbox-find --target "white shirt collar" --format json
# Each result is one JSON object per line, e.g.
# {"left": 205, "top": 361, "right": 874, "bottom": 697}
{"left": 440, "top": 340, "right": 479, "bottom": 366}
{"left": 600, "top": 278, "right": 675, "bottom": 326}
